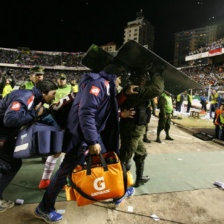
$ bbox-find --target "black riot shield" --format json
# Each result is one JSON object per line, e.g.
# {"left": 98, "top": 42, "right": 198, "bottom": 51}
{"left": 115, "top": 40, "right": 203, "bottom": 95}
{"left": 82, "top": 44, "right": 114, "bottom": 72}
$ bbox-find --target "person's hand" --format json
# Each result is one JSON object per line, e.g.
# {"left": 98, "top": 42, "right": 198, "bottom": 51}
{"left": 122, "top": 108, "right": 136, "bottom": 118}
{"left": 125, "top": 85, "right": 139, "bottom": 95}
{"left": 35, "top": 102, "right": 44, "bottom": 116}
{"left": 49, "top": 103, "right": 56, "bottom": 110}
{"left": 89, "top": 143, "right": 101, "bottom": 155}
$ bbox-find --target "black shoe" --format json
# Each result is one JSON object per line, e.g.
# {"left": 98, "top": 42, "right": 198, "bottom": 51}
{"left": 143, "top": 137, "right": 151, "bottom": 143}
{"left": 165, "top": 136, "right": 174, "bottom": 140}
{"left": 41, "top": 157, "right": 47, "bottom": 163}
{"left": 155, "top": 138, "right": 161, "bottom": 143}
{"left": 134, "top": 176, "right": 150, "bottom": 187}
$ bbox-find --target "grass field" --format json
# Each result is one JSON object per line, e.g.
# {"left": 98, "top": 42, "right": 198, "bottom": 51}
{"left": 171, "top": 114, "right": 214, "bottom": 128}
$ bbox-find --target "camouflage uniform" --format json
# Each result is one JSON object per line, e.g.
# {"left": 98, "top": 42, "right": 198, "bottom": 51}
{"left": 119, "top": 74, "right": 164, "bottom": 187}
{"left": 156, "top": 92, "right": 174, "bottom": 143}
{"left": 143, "top": 98, "right": 156, "bottom": 143}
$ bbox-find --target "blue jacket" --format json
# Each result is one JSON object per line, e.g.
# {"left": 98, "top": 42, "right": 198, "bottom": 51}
{"left": 0, "top": 87, "right": 42, "bottom": 161}
{"left": 64, "top": 71, "right": 119, "bottom": 155}
{"left": 0, "top": 87, "right": 42, "bottom": 135}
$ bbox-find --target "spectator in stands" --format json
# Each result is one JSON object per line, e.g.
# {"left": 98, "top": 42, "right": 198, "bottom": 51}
{"left": 209, "top": 89, "right": 220, "bottom": 118}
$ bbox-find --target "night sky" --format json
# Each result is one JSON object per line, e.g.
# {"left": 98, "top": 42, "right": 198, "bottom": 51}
{"left": 1, "top": 0, "right": 224, "bottom": 63}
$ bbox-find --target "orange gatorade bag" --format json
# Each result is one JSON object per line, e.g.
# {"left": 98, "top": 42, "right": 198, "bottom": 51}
{"left": 67, "top": 152, "right": 133, "bottom": 206}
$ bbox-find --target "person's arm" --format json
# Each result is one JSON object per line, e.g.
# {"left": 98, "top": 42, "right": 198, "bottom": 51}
{"left": 151, "top": 98, "right": 156, "bottom": 115}
{"left": 117, "top": 85, "right": 139, "bottom": 106}
{"left": 138, "top": 74, "right": 164, "bottom": 99}
{"left": 79, "top": 80, "right": 106, "bottom": 146}
{"left": 3, "top": 101, "right": 39, "bottom": 127}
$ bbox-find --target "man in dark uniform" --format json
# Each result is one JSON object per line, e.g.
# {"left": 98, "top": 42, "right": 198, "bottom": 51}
{"left": 119, "top": 70, "right": 164, "bottom": 187}
{"left": 0, "top": 79, "right": 57, "bottom": 212}
{"left": 156, "top": 91, "right": 174, "bottom": 143}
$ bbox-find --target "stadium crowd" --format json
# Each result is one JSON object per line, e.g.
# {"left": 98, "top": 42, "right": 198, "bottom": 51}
{"left": 181, "top": 64, "right": 224, "bottom": 87}
{"left": 188, "top": 37, "right": 224, "bottom": 55}
{"left": 0, "top": 48, "right": 84, "bottom": 67}
{"left": 0, "top": 67, "right": 85, "bottom": 86}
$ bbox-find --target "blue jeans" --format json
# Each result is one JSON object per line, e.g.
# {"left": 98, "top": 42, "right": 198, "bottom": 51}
{"left": 39, "top": 136, "right": 107, "bottom": 212}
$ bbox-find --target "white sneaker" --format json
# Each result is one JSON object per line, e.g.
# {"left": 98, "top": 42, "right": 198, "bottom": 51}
{"left": 0, "top": 200, "right": 14, "bottom": 213}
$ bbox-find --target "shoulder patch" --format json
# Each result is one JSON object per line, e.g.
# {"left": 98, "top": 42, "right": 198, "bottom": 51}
{"left": 89, "top": 86, "right": 100, "bottom": 96}
{"left": 27, "top": 94, "right": 34, "bottom": 109}
{"left": 10, "top": 102, "right": 21, "bottom": 111}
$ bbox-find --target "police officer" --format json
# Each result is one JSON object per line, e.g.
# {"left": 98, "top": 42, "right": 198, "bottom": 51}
{"left": 156, "top": 91, "right": 174, "bottom": 143}
{"left": 119, "top": 70, "right": 164, "bottom": 187}
{"left": 175, "top": 93, "right": 184, "bottom": 112}
{"left": 70, "top": 77, "right": 79, "bottom": 93}
{"left": 209, "top": 89, "right": 220, "bottom": 118}
{"left": 21, "top": 66, "right": 45, "bottom": 89}
{"left": 0, "top": 72, "right": 16, "bottom": 99}
{"left": 2, "top": 78, "right": 13, "bottom": 98}
{"left": 186, "top": 91, "right": 192, "bottom": 113}
{"left": 54, "top": 73, "right": 73, "bottom": 103}
{"left": 0, "top": 79, "right": 57, "bottom": 213}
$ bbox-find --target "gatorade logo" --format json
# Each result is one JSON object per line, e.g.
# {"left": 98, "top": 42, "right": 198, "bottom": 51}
{"left": 10, "top": 102, "right": 21, "bottom": 111}
{"left": 90, "top": 86, "right": 100, "bottom": 96}
{"left": 93, "top": 177, "right": 106, "bottom": 191}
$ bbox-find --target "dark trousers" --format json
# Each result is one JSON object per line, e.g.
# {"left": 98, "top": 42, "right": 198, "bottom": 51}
{"left": 0, "top": 158, "right": 22, "bottom": 200}
{"left": 176, "top": 102, "right": 181, "bottom": 112}
{"left": 210, "top": 104, "right": 217, "bottom": 118}
{"left": 145, "top": 109, "right": 151, "bottom": 135}
{"left": 157, "top": 113, "right": 172, "bottom": 135}
{"left": 39, "top": 152, "right": 79, "bottom": 212}
{"left": 215, "top": 125, "right": 220, "bottom": 139}
{"left": 201, "top": 101, "right": 207, "bottom": 111}
{"left": 187, "top": 103, "right": 191, "bottom": 113}
{"left": 39, "top": 136, "right": 107, "bottom": 212}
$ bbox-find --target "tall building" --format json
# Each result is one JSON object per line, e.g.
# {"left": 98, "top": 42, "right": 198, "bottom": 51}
{"left": 123, "top": 10, "right": 155, "bottom": 50}
{"left": 174, "top": 25, "right": 218, "bottom": 67}
{"left": 100, "top": 42, "right": 117, "bottom": 53}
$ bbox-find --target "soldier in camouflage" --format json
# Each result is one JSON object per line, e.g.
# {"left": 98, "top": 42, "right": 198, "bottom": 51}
{"left": 119, "top": 70, "right": 164, "bottom": 187}
{"left": 156, "top": 91, "right": 174, "bottom": 143}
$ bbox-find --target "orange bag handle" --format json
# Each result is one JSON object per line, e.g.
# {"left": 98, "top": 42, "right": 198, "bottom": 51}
{"left": 86, "top": 153, "right": 108, "bottom": 175}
